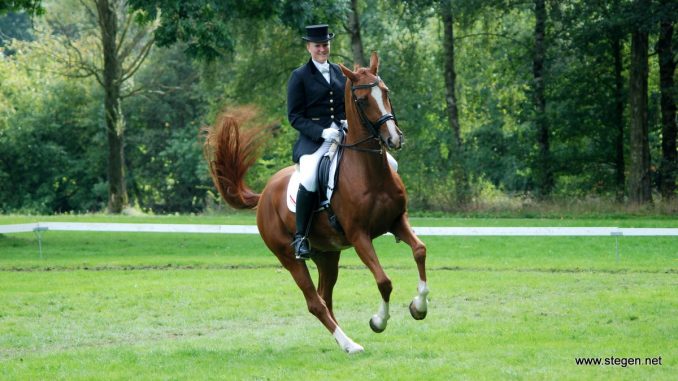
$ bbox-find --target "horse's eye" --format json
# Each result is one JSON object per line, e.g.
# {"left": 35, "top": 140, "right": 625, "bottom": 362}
{"left": 356, "top": 97, "right": 368, "bottom": 105}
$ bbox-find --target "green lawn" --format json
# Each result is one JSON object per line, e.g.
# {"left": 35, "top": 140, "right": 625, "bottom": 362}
{"left": 0, "top": 215, "right": 676, "bottom": 380}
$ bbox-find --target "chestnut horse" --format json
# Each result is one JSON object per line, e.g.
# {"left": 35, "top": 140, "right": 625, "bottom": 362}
{"left": 204, "top": 52, "right": 429, "bottom": 354}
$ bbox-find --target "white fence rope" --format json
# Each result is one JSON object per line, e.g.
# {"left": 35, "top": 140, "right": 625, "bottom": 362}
{"left": 2, "top": 222, "right": 677, "bottom": 236}
{"left": 2, "top": 222, "right": 675, "bottom": 259}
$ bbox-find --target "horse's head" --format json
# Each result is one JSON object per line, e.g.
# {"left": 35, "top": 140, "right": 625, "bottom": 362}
{"left": 339, "top": 52, "right": 402, "bottom": 150}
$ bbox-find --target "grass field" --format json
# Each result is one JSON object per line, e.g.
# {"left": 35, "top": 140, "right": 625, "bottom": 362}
{"left": 0, "top": 214, "right": 676, "bottom": 380}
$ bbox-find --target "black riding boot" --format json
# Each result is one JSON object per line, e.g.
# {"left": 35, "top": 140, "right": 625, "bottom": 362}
{"left": 293, "top": 185, "right": 316, "bottom": 260}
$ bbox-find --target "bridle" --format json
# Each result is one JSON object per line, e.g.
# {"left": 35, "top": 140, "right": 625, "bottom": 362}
{"left": 341, "top": 76, "right": 401, "bottom": 154}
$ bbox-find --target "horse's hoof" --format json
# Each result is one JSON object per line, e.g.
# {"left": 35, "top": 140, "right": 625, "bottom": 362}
{"left": 409, "top": 300, "right": 427, "bottom": 320}
{"left": 346, "top": 343, "right": 365, "bottom": 354}
{"left": 369, "top": 316, "right": 386, "bottom": 333}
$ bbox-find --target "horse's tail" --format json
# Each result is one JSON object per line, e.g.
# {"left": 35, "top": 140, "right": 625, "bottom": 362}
{"left": 202, "top": 106, "right": 273, "bottom": 210}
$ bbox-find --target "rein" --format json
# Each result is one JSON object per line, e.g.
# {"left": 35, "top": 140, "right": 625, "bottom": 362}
{"left": 342, "top": 76, "right": 397, "bottom": 155}
{"left": 340, "top": 135, "right": 384, "bottom": 155}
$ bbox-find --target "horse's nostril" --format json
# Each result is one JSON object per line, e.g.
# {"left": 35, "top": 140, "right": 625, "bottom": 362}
{"left": 386, "top": 136, "right": 401, "bottom": 149}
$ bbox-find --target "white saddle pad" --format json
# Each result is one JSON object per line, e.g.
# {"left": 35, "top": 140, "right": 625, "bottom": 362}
{"left": 286, "top": 152, "right": 339, "bottom": 213}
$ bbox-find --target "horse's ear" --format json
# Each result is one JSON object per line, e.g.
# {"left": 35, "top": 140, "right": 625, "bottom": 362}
{"left": 339, "top": 63, "right": 358, "bottom": 82}
{"left": 369, "top": 51, "right": 379, "bottom": 75}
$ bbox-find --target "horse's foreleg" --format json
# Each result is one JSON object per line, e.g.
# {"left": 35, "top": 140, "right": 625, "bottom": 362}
{"left": 391, "top": 214, "right": 429, "bottom": 320}
{"left": 350, "top": 234, "right": 392, "bottom": 333}
{"left": 277, "top": 248, "right": 363, "bottom": 354}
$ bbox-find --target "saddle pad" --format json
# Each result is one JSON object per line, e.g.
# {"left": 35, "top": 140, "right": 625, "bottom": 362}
{"left": 286, "top": 153, "right": 339, "bottom": 213}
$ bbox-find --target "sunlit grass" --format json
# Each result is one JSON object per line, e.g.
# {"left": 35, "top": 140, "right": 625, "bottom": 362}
{"left": 1, "top": 267, "right": 675, "bottom": 380}
{"left": 0, "top": 215, "right": 676, "bottom": 380}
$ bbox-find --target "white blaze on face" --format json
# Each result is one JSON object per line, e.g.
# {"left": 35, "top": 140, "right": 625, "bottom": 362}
{"left": 370, "top": 85, "right": 400, "bottom": 146}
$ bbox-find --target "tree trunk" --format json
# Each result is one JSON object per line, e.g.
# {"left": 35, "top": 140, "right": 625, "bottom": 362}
{"left": 628, "top": 2, "right": 652, "bottom": 204}
{"left": 533, "top": 0, "right": 552, "bottom": 197}
{"left": 440, "top": 0, "right": 469, "bottom": 205}
{"left": 347, "top": 0, "right": 366, "bottom": 67}
{"left": 97, "top": 0, "right": 128, "bottom": 213}
{"left": 612, "top": 34, "right": 625, "bottom": 202}
{"left": 658, "top": 8, "right": 676, "bottom": 200}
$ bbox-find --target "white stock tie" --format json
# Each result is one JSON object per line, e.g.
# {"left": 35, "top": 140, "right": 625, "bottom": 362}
{"left": 319, "top": 64, "right": 330, "bottom": 83}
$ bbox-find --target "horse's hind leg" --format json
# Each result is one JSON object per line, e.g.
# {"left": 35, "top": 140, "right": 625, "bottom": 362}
{"left": 391, "top": 213, "right": 429, "bottom": 320}
{"left": 257, "top": 181, "right": 360, "bottom": 353}
{"left": 312, "top": 251, "right": 340, "bottom": 322}
{"left": 275, "top": 247, "right": 363, "bottom": 354}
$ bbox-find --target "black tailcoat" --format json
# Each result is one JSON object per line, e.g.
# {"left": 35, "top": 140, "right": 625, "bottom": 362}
{"left": 287, "top": 59, "right": 346, "bottom": 163}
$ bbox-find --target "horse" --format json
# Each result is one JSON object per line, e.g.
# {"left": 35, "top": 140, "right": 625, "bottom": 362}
{"left": 203, "top": 52, "right": 429, "bottom": 354}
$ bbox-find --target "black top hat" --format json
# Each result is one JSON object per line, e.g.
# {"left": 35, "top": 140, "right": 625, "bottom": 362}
{"left": 302, "top": 24, "right": 335, "bottom": 42}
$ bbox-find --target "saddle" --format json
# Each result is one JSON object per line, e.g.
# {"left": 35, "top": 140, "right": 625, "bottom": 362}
{"left": 287, "top": 131, "right": 345, "bottom": 233}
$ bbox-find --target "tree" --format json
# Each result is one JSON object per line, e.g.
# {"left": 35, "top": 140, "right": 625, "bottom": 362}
{"left": 0, "top": 10, "right": 34, "bottom": 52}
{"left": 0, "top": 32, "right": 105, "bottom": 213}
{"left": 2, "top": 0, "right": 157, "bottom": 213}
{"left": 345, "top": 0, "right": 366, "bottom": 66}
{"left": 98, "top": 0, "right": 146, "bottom": 212}
{"left": 610, "top": 1, "right": 626, "bottom": 201}
{"left": 627, "top": 0, "right": 652, "bottom": 204}
{"left": 3, "top": 1, "right": 160, "bottom": 214}
{"left": 127, "top": 0, "right": 341, "bottom": 60}
{"left": 4, "top": 0, "right": 677, "bottom": 213}
{"left": 0, "top": 0, "right": 43, "bottom": 15}
{"left": 657, "top": 0, "right": 676, "bottom": 200}
{"left": 440, "top": 0, "right": 470, "bottom": 205}
{"left": 591, "top": 0, "right": 628, "bottom": 201}
{"left": 546, "top": 0, "right": 631, "bottom": 200}
{"left": 532, "top": 0, "right": 552, "bottom": 197}
{"left": 125, "top": 40, "right": 254, "bottom": 213}
{"left": 49, "top": 0, "right": 157, "bottom": 213}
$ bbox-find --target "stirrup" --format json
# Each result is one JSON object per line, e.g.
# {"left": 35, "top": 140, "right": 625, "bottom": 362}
{"left": 292, "top": 234, "right": 312, "bottom": 260}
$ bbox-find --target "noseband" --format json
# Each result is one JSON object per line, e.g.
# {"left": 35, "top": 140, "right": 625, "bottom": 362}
{"left": 350, "top": 77, "right": 398, "bottom": 140}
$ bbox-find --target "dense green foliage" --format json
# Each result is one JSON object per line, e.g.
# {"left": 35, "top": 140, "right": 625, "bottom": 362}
{"left": 0, "top": 0, "right": 675, "bottom": 213}
{"left": 0, "top": 0, "right": 43, "bottom": 16}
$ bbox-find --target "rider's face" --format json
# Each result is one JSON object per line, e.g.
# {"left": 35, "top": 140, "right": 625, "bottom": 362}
{"left": 307, "top": 41, "right": 330, "bottom": 63}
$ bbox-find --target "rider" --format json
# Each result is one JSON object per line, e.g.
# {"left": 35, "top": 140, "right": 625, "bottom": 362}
{"left": 287, "top": 24, "right": 346, "bottom": 260}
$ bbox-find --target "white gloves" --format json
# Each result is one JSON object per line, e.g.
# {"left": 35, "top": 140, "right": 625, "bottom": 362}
{"left": 321, "top": 127, "right": 341, "bottom": 143}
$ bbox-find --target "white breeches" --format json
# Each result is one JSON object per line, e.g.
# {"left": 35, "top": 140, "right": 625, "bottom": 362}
{"left": 298, "top": 121, "right": 398, "bottom": 191}
{"left": 299, "top": 147, "right": 398, "bottom": 192}
{"left": 298, "top": 140, "right": 334, "bottom": 192}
